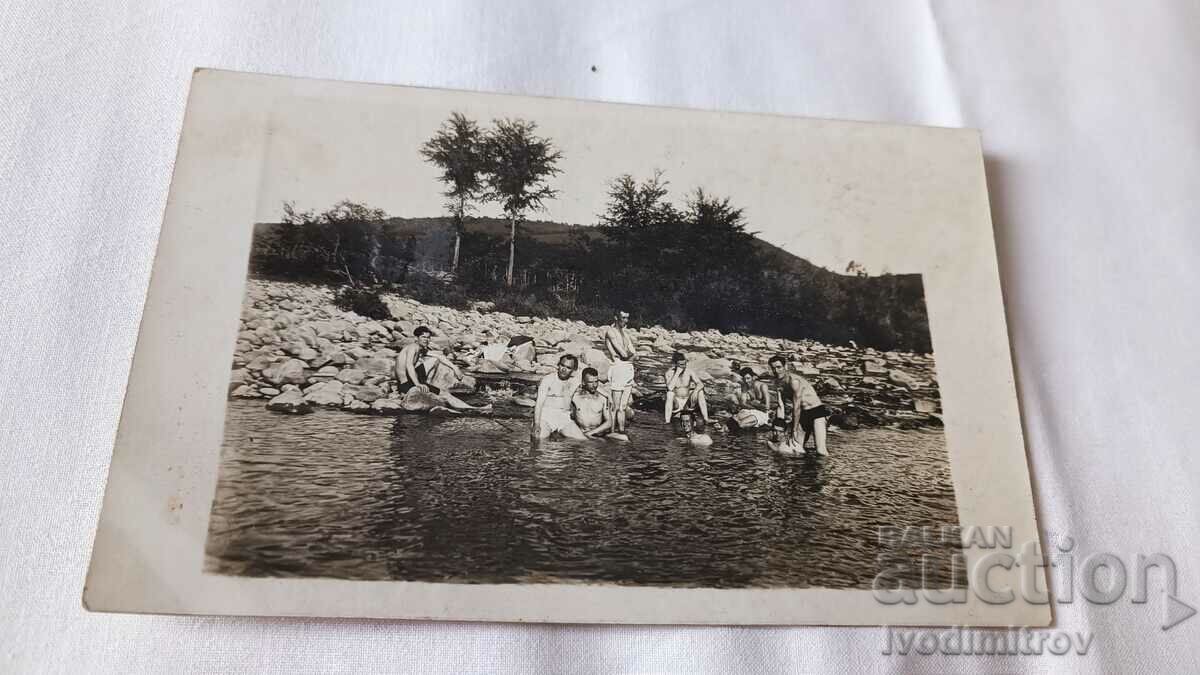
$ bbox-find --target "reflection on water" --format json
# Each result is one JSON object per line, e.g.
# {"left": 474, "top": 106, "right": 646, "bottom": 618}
{"left": 206, "top": 400, "right": 961, "bottom": 588}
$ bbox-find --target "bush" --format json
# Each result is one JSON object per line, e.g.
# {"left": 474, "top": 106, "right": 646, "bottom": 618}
{"left": 334, "top": 287, "right": 393, "bottom": 320}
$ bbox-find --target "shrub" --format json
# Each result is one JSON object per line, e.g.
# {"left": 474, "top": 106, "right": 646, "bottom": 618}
{"left": 334, "top": 287, "right": 393, "bottom": 320}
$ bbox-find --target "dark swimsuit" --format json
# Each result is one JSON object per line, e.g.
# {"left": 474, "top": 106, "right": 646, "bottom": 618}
{"left": 398, "top": 361, "right": 441, "bottom": 395}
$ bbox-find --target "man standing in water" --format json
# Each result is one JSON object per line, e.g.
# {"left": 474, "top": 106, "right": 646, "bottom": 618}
{"left": 604, "top": 310, "right": 637, "bottom": 434}
{"left": 395, "top": 326, "right": 490, "bottom": 411}
{"left": 767, "top": 354, "right": 829, "bottom": 455}
{"left": 571, "top": 367, "right": 626, "bottom": 440}
{"left": 532, "top": 354, "right": 587, "bottom": 440}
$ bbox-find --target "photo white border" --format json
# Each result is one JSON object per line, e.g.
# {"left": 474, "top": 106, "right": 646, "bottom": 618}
{"left": 84, "top": 69, "right": 1048, "bottom": 626}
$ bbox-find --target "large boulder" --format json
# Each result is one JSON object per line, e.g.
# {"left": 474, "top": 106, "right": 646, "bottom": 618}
{"left": 472, "top": 359, "right": 507, "bottom": 374}
{"left": 560, "top": 340, "right": 593, "bottom": 358}
{"left": 401, "top": 387, "right": 444, "bottom": 411}
{"left": 230, "top": 385, "right": 260, "bottom": 398}
{"left": 356, "top": 356, "right": 394, "bottom": 377}
{"left": 337, "top": 368, "right": 366, "bottom": 385}
{"left": 303, "top": 380, "right": 344, "bottom": 406}
{"left": 914, "top": 398, "right": 939, "bottom": 414}
{"left": 262, "top": 359, "right": 307, "bottom": 385}
{"left": 862, "top": 360, "right": 887, "bottom": 375}
{"left": 371, "top": 398, "right": 405, "bottom": 415}
{"left": 343, "top": 384, "right": 384, "bottom": 404}
{"left": 889, "top": 369, "right": 920, "bottom": 389}
{"left": 281, "top": 341, "right": 309, "bottom": 357}
{"left": 450, "top": 374, "right": 477, "bottom": 394}
{"left": 688, "top": 357, "right": 733, "bottom": 381}
{"left": 541, "top": 330, "right": 576, "bottom": 346}
{"left": 246, "top": 355, "right": 276, "bottom": 372}
{"left": 581, "top": 348, "right": 612, "bottom": 379}
{"left": 266, "top": 390, "right": 312, "bottom": 414}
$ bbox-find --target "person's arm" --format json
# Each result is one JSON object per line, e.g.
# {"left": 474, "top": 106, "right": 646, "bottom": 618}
{"left": 788, "top": 378, "right": 804, "bottom": 443}
{"left": 531, "top": 378, "right": 548, "bottom": 436}
{"left": 586, "top": 398, "right": 614, "bottom": 438}
{"left": 398, "top": 345, "right": 423, "bottom": 388}
{"left": 760, "top": 382, "right": 773, "bottom": 412}
{"left": 664, "top": 368, "right": 678, "bottom": 423}
{"left": 606, "top": 327, "right": 632, "bottom": 360}
{"left": 431, "top": 351, "right": 462, "bottom": 379}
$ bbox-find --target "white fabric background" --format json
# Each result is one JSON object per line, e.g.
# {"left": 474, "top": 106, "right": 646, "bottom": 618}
{"left": 1, "top": 1, "right": 1197, "bottom": 672}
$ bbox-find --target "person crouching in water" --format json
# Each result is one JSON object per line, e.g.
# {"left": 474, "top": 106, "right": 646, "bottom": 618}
{"left": 664, "top": 352, "right": 710, "bottom": 425}
{"left": 531, "top": 354, "right": 588, "bottom": 440}
{"left": 571, "top": 367, "right": 628, "bottom": 441}
{"left": 731, "top": 367, "right": 773, "bottom": 430}
{"left": 676, "top": 410, "right": 713, "bottom": 447}
{"left": 767, "top": 354, "right": 830, "bottom": 455}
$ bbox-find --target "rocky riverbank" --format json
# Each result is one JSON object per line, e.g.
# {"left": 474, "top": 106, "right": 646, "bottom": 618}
{"left": 230, "top": 280, "right": 942, "bottom": 429}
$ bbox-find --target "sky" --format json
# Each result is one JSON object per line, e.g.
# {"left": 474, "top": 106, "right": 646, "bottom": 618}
{"left": 254, "top": 84, "right": 982, "bottom": 274}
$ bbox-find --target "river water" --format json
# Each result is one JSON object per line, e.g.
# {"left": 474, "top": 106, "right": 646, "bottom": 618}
{"left": 206, "top": 399, "right": 961, "bottom": 589}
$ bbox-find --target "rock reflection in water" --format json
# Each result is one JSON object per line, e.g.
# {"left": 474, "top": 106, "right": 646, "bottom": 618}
{"left": 206, "top": 400, "right": 962, "bottom": 588}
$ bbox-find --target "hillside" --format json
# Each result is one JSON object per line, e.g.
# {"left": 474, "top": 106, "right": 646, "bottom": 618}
{"left": 249, "top": 216, "right": 932, "bottom": 352}
{"left": 258, "top": 216, "right": 866, "bottom": 280}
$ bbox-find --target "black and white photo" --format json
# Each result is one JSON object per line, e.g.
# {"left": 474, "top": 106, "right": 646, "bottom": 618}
{"left": 85, "top": 70, "right": 1047, "bottom": 626}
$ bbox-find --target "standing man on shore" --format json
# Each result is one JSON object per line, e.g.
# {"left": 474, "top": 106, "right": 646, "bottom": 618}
{"left": 604, "top": 310, "right": 637, "bottom": 435}
{"left": 767, "top": 353, "right": 829, "bottom": 455}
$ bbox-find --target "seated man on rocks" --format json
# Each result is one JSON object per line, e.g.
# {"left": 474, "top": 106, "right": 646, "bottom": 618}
{"left": 395, "top": 326, "right": 490, "bottom": 412}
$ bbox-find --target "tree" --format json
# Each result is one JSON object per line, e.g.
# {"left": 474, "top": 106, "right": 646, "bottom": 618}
{"left": 598, "top": 170, "right": 677, "bottom": 232}
{"left": 419, "top": 113, "right": 486, "bottom": 274}
{"left": 279, "top": 200, "right": 388, "bottom": 286}
{"left": 482, "top": 118, "right": 563, "bottom": 287}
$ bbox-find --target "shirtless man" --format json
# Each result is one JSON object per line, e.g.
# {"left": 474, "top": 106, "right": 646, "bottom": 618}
{"left": 532, "top": 354, "right": 587, "bottom": 440}
{"left": 571, "top": 367, "right": 625, "bottom": 440}
{"left": 603, "top": 310, "right": 637, "bottom": 434}
{"left": 768, "top": 353, "right": 829, "bottom": 455}
{"left": 395, "top": 326, "right": 489, "bottom": 411}
{"left": 677, "top": 411, "right": 713, "bottom": 447}
{"left": 663, "top": 352, "right": 709, "bottom": 424}
{"left": 731, "top": 367, "right": 773, "bottom": 430}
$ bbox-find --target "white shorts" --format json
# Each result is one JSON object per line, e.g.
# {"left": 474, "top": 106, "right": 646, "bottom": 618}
{"left": 539, "top": 409, "right": 581, "bottom": 437}
{"left": 609, "top": 360, "right": 635, "bottom": 391}
{"left": 735, "top": 408, "right": 771, "bottom": 428}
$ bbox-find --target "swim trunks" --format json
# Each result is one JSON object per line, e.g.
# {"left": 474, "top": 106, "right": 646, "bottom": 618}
{"left": 609, "top": 360, "right": 635, "bottom": 391}
{"left": 539, "top": 408, "right": 582, "bottom": 437}
{"left": 397, "top": 362, "right": 441, "bottom": 395}
{"left": 799, "top": 404, "right": 830, "bottom": 432}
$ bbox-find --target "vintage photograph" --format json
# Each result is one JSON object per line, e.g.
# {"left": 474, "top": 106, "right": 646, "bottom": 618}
{"left": 86, "top": 71, "right": 1045, "bottom": 625}
{"left": 203, "top": 104, "right": 959, "bottom": 590}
